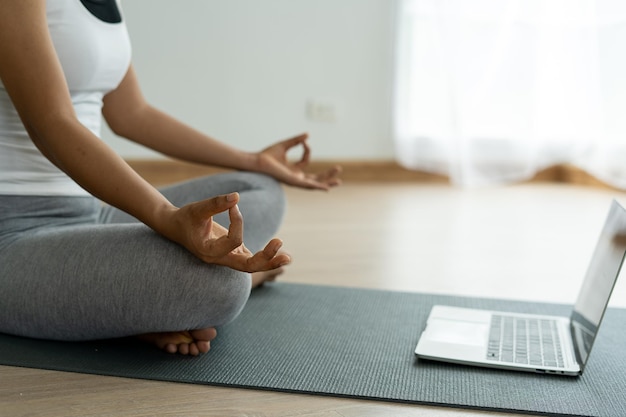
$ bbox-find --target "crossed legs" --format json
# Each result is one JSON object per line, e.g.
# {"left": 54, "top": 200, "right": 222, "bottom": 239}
{"left": 0, "top": 172, "right": 286, "bottom": 355}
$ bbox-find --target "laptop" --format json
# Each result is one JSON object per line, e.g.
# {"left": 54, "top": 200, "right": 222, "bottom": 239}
{"left": 415, "top": 199, "right": 626, "bottom": 376}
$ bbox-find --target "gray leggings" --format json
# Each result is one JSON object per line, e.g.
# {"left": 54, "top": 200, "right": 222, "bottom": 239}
{"left": 0, "top": 172, "right": 285, "bottom": 341}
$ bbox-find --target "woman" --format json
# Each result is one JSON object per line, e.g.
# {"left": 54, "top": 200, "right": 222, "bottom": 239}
{"left": 0, "top": 0, "right": 341, "bottom": 356}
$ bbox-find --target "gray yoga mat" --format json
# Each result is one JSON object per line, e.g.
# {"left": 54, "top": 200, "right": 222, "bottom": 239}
{"left": 1, "top": 282, "right": 625, "bottom": 416}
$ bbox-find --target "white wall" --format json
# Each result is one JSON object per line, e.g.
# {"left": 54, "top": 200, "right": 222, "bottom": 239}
{"left": 103, "top": 0, "right": 397, "bottom": 160}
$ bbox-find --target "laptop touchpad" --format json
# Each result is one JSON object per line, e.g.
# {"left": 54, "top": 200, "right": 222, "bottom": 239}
{"left": 427, "top": 319, "right": 489, "bottom": 346}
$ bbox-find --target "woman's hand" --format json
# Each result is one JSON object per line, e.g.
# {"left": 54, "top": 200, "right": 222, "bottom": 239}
{"left": 255, "top": 133, "right": 342, "bottom": 191}
{"left": 165, "top": 193, "right": 290, "bottom": 272}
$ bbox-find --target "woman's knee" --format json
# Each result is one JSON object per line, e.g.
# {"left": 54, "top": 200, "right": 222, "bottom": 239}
{"left": 191, "top": 268, "right": 252, "bottom": 328}
{"left": 219, "top": 270, "right": 253, "bottom": 326}
{"left": 235, "top": 172, "right": 286, "bottom": 205}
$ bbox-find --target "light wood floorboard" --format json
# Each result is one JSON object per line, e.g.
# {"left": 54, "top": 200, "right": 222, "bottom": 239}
{"left": 2, "top": 181, "right": 625, "bottom": 416}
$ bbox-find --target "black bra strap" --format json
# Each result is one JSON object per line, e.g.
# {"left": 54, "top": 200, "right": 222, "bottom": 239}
{"left": 79, "top": 0, "right": 122, "bottom": 24}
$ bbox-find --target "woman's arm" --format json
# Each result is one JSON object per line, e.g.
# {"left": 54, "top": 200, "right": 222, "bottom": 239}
{"left": 0, "top": 1, "right": 173, "bottom": 231}
{"left": 0, "top": 0, "right": 288, "bottom": 272}
{"left": 102, "top": 66, "right": 258, "bottom": 171}
{"left": 103, "top": 67, "right": 342, "bottom": 190}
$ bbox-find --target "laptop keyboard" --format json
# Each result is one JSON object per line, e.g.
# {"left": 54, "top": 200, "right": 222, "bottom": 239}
{"left": 486, "top": 314, "right": 565, "bottom": 368}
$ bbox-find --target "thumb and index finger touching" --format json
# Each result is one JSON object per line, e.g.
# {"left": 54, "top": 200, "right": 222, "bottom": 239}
{"left": 176, "top": 192, "right": 240, "bottom": 253}
{"left": 196, "top": 192, "right": 240, "bottom": 217}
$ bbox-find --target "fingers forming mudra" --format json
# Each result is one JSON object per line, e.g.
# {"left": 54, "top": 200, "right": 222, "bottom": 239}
{"left": 256, "top": 133, "right": 342, "bottom": 191}
{"left": 176, "top": 192, "right": 291, "bottom": 273}
{"left": 245, "top": 238, "right": 290, "bottom": 271}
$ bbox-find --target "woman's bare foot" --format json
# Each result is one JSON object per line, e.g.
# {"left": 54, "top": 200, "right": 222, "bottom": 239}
{"left": 137, "top": 328, "right": 217, "bottom": 356}
{"left": 252, "top": 266, "right": 285, "bottom": 288}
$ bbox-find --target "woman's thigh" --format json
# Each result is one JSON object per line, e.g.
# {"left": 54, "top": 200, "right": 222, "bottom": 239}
{"left": 0, "top": 222, "right": 250, "bottom": 341}
{"left": 0, "top": 195, "right": 100, "bottom": 251}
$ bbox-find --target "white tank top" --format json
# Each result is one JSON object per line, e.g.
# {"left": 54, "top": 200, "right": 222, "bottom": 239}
{"left": 0, "top": 0, "right": 132, "bottom": 196}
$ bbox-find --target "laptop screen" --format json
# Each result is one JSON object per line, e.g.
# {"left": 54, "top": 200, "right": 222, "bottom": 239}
{"left": 571, "top": 199, "right": 626, "bottom": 371}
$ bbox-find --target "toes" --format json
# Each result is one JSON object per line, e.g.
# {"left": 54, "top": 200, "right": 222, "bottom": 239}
{"left": 176, "top": 328, "right": 216, "bottom": 356}
{"left": 196, "top": 340, "right": 211, "bottom": 353}
{"left": 178, "top": 343, "right": 189, "bottom": 355}
{"left": 138, "top": 328, "right": 216, "bottom": 356}
{"left": 188, "top": 343, "right": 200, "bottom": 356}
{"left": 190, "top": 327, "right": 217, "bottom": 342}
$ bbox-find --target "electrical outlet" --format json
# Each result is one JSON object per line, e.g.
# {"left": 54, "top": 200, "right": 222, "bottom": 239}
{"left": 306, "top": 99, "right": 338, "bottom": 123}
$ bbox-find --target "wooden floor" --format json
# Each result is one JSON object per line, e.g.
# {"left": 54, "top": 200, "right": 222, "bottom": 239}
{"left": 2, "top": 180, "right": 625, "bottom": 417}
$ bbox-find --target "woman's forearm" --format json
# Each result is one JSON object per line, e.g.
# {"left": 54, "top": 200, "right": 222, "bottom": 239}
{"left": 102, "top": 66, "right": 259, "bottom": 172}
{"left": 28, "top": 116, "right": 177, "bottom": 235}
{"left": 117, "top": 105, "right": 259, "bottom": 171}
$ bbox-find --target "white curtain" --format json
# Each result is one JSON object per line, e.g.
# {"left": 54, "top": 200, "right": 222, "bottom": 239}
{"left": 393, "top": 0, "right": 626, "bottom": 188}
